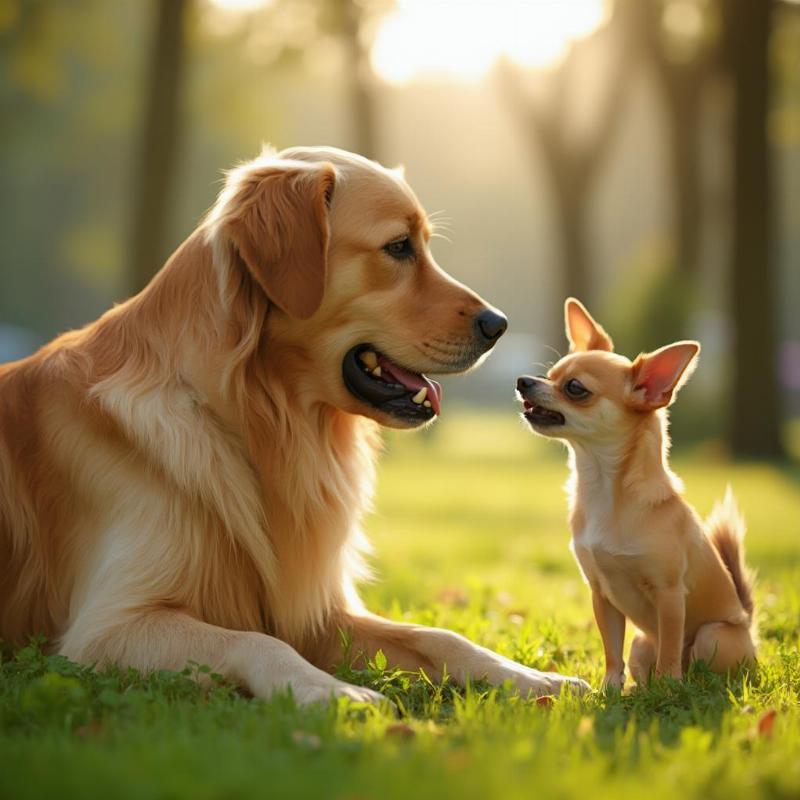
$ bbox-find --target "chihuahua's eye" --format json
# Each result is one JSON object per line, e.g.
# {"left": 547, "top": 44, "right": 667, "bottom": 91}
{"left": 383, "top": 236, "right": 414, "bottom": 260}
{"left": 564, "top": 378, "right": 591, "bottom": 399}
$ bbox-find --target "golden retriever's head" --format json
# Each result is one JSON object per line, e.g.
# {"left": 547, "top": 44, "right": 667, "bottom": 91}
{"left": 207, "top": 146, "right": 507, "bottom": 429}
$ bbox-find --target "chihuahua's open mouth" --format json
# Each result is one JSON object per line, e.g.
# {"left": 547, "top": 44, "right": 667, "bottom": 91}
{"left": 522, "top": 400, "right": 565, "bottom": 427}
{"left": 342, "top": 344, "right": 442, "bottom": 423}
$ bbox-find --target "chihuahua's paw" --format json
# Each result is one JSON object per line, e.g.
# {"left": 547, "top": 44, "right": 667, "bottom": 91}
{"left": 508, "top": 666, "right": 591, "bottom": 697}
{"left": 601, "top": 669, "right": 625, "bottom": 691}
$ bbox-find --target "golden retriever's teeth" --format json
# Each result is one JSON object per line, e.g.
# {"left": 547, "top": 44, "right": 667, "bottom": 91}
{"left": 372, "top": 366, "right": 382, "bottom": 377}
{"left": 423, "top": 400, "right": 431, "bottom": 408}
{"left": 411, "top": 387, "right": 427, "bottom": 404}
{"left": 360, "top": 351, "right": 378, "bottom": 370}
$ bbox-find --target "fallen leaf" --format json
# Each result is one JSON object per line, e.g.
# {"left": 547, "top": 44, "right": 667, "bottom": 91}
{"left": 536, "top": 695, "right": 555, "bottom": 709}
{"left": 757, "top": 709, "right": 777, "bottom": 738}
{"left": 386, "top": 722, "right": 416, "bottom": 739}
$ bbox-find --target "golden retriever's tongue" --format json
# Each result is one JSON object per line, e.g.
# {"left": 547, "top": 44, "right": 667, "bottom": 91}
{"left": 378, "top": 355, "right": 442, "bottom": 415}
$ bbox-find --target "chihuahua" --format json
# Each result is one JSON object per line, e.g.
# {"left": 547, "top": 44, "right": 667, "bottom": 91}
{"left": 516, "top": 298, "right": 756, "bottom": 687}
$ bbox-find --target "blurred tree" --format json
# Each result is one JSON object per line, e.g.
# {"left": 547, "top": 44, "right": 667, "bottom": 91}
{"left": 627, "top": 0, "right": 719, "bottom": 281}
{"left": 325, "top": 0, "right": 378, "bottom": 159}
{"left": 0, "top": 1, "right": 144, "bottom": 337}
{"left": 127, "top": 0, "right": 392, "bottom": 293}
{"left": 721, "top": 0, "right": 784, "bottom": 459}
{"left": 499, "top": 10, "right": 632, "bottom": 308}
{"left": 128, "top": 0, "right": 188, "bottom": 292}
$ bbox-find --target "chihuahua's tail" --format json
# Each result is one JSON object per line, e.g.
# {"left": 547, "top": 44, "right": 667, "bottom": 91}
{"left": 707, "top": 486, "right": 755, "bottom": 622}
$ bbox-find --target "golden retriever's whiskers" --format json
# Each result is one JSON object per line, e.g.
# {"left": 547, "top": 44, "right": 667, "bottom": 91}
{"left": 428, "top": 209, "right": 451, "bottom": 222}
{"left": 430, "top": 222, "right": 453, "bottom": 235}
{"left": 420, "top": 340, "right": 464, "bottom": 357}
{"left": 414, "top": 349, "right": 460, "bottom": 368}
{"left": 430, "top": 232, "right": 453, "bottom": 245}
{"left": 428, "top": 210, "right": 453, "bottom": 239}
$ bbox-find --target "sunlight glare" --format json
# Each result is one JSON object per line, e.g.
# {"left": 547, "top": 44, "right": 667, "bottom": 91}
{"left": 372, "top": 0, "right": 607, "bottom": 85}
{"left": 208, "top": 0, "right": 268, "bottom": 11}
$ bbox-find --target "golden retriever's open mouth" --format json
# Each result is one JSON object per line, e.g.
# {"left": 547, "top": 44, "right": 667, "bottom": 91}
{"left": 342, "top": 344, "right": 442, "bottom": 422}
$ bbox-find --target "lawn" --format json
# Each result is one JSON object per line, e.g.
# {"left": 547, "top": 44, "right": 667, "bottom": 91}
{"left": 1, "top": 411, "right": 799, "bottom": 800}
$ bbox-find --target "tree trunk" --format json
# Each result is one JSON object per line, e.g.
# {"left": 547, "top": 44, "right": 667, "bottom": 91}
{"left": 668, "top": 80, "right": 702, "bottom": 279}
{"left": 335, "top": 0, "right": 376, "bottom": 159}
{"left": 499, "top": 12, "right": 631, "bottom": 319}
{"left": 556, "top": 183, "right": 590, "bottom": 302}
{"left": 724, "top": 0, "right": 784, "bottom": 458}
{"left": 628, "top": 0, "right": 708, "bottom": 281}
{"left": 128, "top": 0, "right": 187, "bottom": 294}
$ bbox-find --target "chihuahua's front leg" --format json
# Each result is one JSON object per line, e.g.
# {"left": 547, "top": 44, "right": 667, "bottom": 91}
{"left": 654, "top": 586, "right": 685, "bottom": 679}
{"left": 591, "top": 588, "right": 626, "bottom": 689}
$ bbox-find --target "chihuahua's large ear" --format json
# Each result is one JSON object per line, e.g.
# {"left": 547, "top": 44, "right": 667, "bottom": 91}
{"left": 565, "top": 298, "right": 614, "bottom": 352}
{"left": 628, "top": 341, "right": 700, "bottom": 410}
{"left": 222, "top": 160, "right": 336, "bottom": 319}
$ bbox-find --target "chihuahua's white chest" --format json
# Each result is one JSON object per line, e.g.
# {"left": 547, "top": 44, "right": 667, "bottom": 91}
{"left": 570, "top": 505, "right": 661, "bottom": 635}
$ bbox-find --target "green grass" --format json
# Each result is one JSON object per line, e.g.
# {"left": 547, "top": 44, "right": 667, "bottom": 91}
{"left": 2, "top": 411, "right": 799, "bottom": 800}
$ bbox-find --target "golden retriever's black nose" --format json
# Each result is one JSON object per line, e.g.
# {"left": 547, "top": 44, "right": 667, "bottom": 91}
{"left": 475, "top": 309, "right": 508, "bottom": 345}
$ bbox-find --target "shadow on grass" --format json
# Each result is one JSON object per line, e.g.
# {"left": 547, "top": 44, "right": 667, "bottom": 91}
{"left": 590, "top": 664, "right": 752, "bottom": 749}
{"left": 2, "top": 638, "right": 773, "bottom": 763}
{"left": 335, "top": 642, "right": 758, "bottom": 750}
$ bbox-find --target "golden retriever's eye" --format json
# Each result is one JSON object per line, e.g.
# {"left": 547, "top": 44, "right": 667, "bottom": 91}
{"left": 564, "top": 378, "right": 591, "bottom": 399}
{"left": 383, "top": 236, "right": 414, "bottom": 261}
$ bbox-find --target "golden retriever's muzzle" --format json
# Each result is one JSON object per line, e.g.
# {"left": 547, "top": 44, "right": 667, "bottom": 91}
{"left": 343, "top": 307, "right": 508, "bottom": 424}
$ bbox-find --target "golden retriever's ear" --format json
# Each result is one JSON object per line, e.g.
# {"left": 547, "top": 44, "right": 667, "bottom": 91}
{"left": 225, "top": 161, "right": 336, "bottom": 319}
{"left": 564, "top": 297, "right": 614, "bottom": 352}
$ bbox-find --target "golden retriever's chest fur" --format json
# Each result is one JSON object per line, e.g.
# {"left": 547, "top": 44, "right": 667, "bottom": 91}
{"left": 85, "top": 364, "right": 379, "bottom": 650}
{"left": 0, "top": 332, "right": 380, "bottom": 655}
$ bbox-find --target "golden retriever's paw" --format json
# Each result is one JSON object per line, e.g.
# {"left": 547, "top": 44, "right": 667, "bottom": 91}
{"left": 548, "top": 673, "right": 593, "bottom": 696}
{"left": 293, "top": 679, "right": 388, "bottom": 707}
{"left": 508, "top": 667, "right": 592, "bottom": 697}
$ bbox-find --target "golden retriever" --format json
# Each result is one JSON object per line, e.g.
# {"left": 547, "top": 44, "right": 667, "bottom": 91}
{"left": 0, "top": 146, "right": 587, "bottom": 703}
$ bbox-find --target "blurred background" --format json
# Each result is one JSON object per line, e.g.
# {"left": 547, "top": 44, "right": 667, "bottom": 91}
{"left": 1, "top": 0, "right": 799, "bottom": 459}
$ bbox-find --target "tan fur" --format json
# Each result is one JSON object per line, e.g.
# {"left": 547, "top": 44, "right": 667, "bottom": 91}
{"left": 518, "top": 298, "right": 757, "bottom": 687}
{"left": 0, "top": 146, "right": 588, "bottom": 703}
{"left": 706, "top": 488, "right": 755, "bottom": 620}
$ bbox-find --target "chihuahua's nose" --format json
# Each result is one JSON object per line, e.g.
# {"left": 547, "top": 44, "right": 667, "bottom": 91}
{"left": 517, "top": 375, "right": 543, "bottom": 399}
{"left": 474, "top": 308, "right": 508, "bottom": 347}
{"left": 517, "top": 376, "right": 536, "bottom": 393}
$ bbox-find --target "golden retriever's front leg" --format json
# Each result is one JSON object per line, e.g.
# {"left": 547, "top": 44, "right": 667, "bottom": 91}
{"left": 319, "top": 612, "right": 590, "bottom": 696}
{"left": 60, "top": 608, "right": 386, "bottom": 706}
